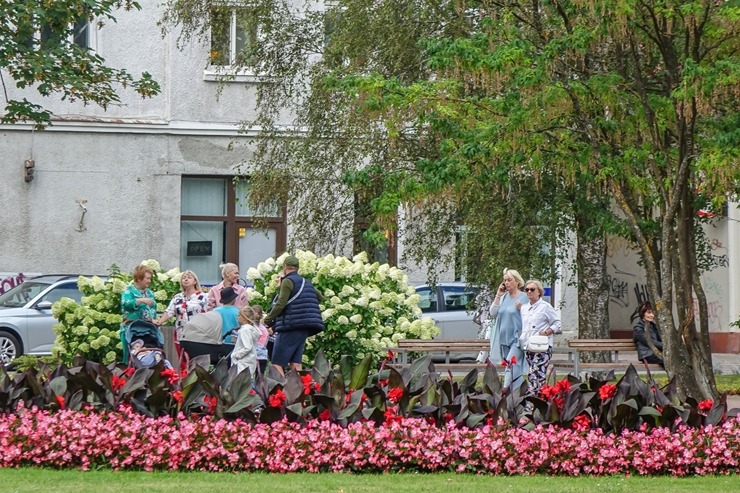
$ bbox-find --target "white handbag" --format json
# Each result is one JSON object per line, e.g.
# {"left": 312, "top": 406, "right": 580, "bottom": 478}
{"left": 527, "top": 335, "right": 550, "bottom": 353}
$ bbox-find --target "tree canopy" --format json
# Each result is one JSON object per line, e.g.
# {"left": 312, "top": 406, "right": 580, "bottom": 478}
{"left": 164, "top": 0, "right": 740, "bottom": 398}
{"left": 1, "top": 0, "right": 159, "bottom": 128}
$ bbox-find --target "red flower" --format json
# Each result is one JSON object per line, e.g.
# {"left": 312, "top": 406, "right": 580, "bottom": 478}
{"left": 249, "top": 389, "right": 256, "bottom": 395}
{"left": 161, "top": 368, "right": 179, "bottom": 385}
{"left": 442, "top": 412, "right": 454, "bottom": 422}
{"left": 698, "top": 399, "right": 714, "bottom": 412}
{"left": 386, "top": 350, "right": 395, "bottom": 361}
{"left": 123, "top": 366, "right": 135, "bottom": 377}
{"left": 539, "top": 385, "right": 558, "bottom": 400}
{"left": 379, "top": 379, "right": 389, "bottom": 387}
{"left": 111, "top": 375, "right": 127, "bottom": 391}
{"left": 388, "top": 387, "right": 404, "bottom": 403}
{"left": 510, "top": 355, "right": 517, "bottom": 365}
{"left": 314, "top": 382, "right": 321, "bottom": 392}
{"left": 572, "top": 413, "right": 590, "bottom": 431}
{"left": 599, "top": 384, "right": 617, "bottom": 401}
{"left": 172, "top": 390, "right": 184, "bottom": 405}
{"left": 204, "top": 395, "right": 218, "bottom": 414}
{"left": 268, "top": 389, "right": 287, "bottom": 407}
{"left": 318, "top": 409, "right": 331, "bottom": 421}
{"left": 301, "top": 374, "right": 314, "bottom": 395}
{"left": 501, "top": 359, "right": 509, "bottom": 368}
{"left": 555, "top": 379, "right": 571, "bottom": 393}
{"left": 55, "top": 395, "right": 65, "bottom": 409}
{"left": 383, "top": 406, "right": 403, "bottom": 424}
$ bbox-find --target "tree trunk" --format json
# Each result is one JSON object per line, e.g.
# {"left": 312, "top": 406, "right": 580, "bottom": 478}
{"left": 575, "top": 222, "right": 610, "bottom": 364}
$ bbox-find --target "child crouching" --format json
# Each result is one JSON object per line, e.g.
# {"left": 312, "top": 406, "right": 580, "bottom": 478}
{"left": 231, "top": 306, "right": 263, "bottom": 377}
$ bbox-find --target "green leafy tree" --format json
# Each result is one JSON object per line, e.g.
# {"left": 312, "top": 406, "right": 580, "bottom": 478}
{"left": 1, "top": 0, "right": 160, "bottom": 128}
{"left": 163, "top": 0, "right": 740, "bottom": 398}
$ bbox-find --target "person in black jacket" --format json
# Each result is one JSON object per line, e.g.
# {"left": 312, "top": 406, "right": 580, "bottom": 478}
{"left": 632, "top": 301, "right": 664, "bottom": 367}
{"left": 263, "top": 255, "right": 324, "bottom": 376}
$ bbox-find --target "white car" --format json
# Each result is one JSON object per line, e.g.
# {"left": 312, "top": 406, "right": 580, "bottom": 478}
{"left": 0, "top": 275, "right": 86, "bottom": 364}
{"left": 415, "top": 283, "right": 482, "bottom": 361}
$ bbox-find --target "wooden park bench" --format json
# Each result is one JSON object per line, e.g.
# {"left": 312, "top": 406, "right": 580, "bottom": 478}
{"left": 386, "top": 339, "right": 493, "bottom": 372}
{"left": 556, "top": 338, "right": 664, "bottom": 377}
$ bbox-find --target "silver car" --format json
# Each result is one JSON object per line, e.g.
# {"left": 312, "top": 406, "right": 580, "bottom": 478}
{"left": 415, "top": 283, "right": 482, "bottom": 361}
{"left": 0, "top": 275, "right": 85, "bottom": 364}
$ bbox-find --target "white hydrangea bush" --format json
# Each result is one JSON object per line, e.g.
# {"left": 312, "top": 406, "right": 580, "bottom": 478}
{"left": 51, "top": 261, "right": 183, "bottom": 364}
{"left": 247, "top": 250, "right": 439, "bottom": 366}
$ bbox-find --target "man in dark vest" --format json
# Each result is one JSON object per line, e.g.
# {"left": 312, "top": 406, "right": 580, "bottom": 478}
{"left": 264, "top": 255, "right": 324, "bottom": 375}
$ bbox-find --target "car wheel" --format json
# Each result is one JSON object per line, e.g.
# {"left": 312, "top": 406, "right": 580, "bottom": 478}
{"left": 0, "top": 331, "right": 21, "bottom": 365}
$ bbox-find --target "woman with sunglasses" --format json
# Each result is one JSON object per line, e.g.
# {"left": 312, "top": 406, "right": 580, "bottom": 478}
{"left": 489, "top": 268, "right": 528, "bottom": 392}
{"left": 520, "top": 280, "right": 561, "bottom": 396}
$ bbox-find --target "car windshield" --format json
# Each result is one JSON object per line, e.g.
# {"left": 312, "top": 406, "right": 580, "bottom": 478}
{"left": 0, "top": 281, "right": 52, "bottom": 308}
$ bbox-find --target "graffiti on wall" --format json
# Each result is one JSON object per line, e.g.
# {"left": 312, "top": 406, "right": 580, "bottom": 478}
{"left": 607, "top": 227, "right": 729, "bottom": 332}
{"left": 0, "top": 273, "right": 44, "bottom": 295}
{"left": 0, "top": 273, "right": 29, "bottom": 295}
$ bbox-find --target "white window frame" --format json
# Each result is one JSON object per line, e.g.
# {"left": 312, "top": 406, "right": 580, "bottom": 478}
{"left": 204, "top": 4, "right": 267, "bottom": 83}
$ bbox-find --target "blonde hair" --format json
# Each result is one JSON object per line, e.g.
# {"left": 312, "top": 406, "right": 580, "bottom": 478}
{"left": 180, "top": 270, "right": 202, "bottom": 291}
{"left": 238, "top": 306, "right": 258, "bottom": 326}
{"left": 524, "top": 279, "right": 545, "bottom": 297}
{"left": 503, "top": 268, "right": 525, "bottom": 289}
{"left": 251, "top": 304, "right": 264, "bottom": 318}
{"left": 220, "top": 262, "right": 239, "bottom": 279}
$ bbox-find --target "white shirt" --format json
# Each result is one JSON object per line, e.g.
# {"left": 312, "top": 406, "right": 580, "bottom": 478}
{"left": 519, "top": 298, "right": 561, "bottom": 350}
{"left": 230, "top": 323, "right": 262, "bottom": 376}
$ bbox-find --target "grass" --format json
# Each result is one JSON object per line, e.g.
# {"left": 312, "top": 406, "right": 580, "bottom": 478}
{"left": 0, "top": 469, "right": 738, "bottom": 493}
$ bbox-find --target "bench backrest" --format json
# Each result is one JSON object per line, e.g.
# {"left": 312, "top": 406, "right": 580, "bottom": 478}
{"left": 568, "top": 339, "right": 636, "bottom": 350}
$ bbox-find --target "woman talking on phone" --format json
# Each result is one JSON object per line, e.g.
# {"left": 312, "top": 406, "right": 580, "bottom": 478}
{"left": 488, "top": 268, "right": 528, "bottom": 392}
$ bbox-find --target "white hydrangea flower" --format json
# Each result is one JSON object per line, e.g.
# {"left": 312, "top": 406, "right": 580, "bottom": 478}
{"left": 337, "top": 315, "right": 349, "bottom": 325}
{"left": 324, "top": 289, "right": 336, "bottom": 297}
{"left": 157, "top": 273, "right": 169, "bottom": 283}
{"left": 142, "top": 259, "right": 161, "bottom": 272}
{"left": 349, "top": 314, "right": 362, "bottom": 323}
{"left": 346, "top": 329, "right": 357, "bottom": 340}
{"left": 166, "top": 268, "right": 180, "bottom": 278}
{"left": 257, "top": 262, "right": 273, "bottom": 275}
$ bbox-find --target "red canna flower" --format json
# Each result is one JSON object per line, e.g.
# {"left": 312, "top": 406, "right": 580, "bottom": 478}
{"left": 555, "top": 379, "right": 571, "bottom": 393}
{"left": 172, "top": 390, "right": 184, "bottom": 405}
{"left": 698, "top": 399, "right": 714, "bottom": 412}
{"left": 318, "top": 409, "right": 331, "bottom": 421}
{"left": 386, "top": 350, "right": 395, "bottom": 361}
{"left": 379, "top": 379, "right": 389, "bottom": 387}
{"left": 599, "top": 384, "right": 617, "bottom": 401}
{"left": 161, "top": 368, "right": 179, "bottom": 385}
{"left": 204, "top": 395, "right": 218, "bottom": 414}
{"left": 314, "top": 382, "right": 321, "bottom": 392}
{"left": 301, "top": 374, "right": 314, "bottom": 395}
{"left": 572, "top": 413, "right": 590, "bottom": 431}
{"left": 539, "top": 385, "right": 558, "bottom": 400}
{"left": 55, "top": 395, "right": 65, "bottom": 409}
{"left": 388, "top": 387, "right": 404, "bottom": 403}
{"left": 123, "top": 366, "right": 135, "bottom": 377}
{"left": 111, "top": 375, "right": 127, "bottom": 391}
{"left": 383, "top": 406, "right": 403, "bottom": 424}
{"left": 268, "top": 389, "right": 287, "bottom": 407}
{"left": 501, "top": 359, "right": 509, "bottom": 367}
{"left": 510, "top": 356, "right": 517, "bottom": 365}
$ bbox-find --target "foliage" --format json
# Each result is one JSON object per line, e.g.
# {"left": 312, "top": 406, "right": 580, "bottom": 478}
{"left": 246, "top": 250, "right": 439, "bottom": 366}
{"left": 0, "top": 0, "right": 160, "bottom": 128}
{"left": 0, "top": 351, "right": 734, "bottom": 434}
{"left": 51, "top": 260, "right": 183, "bottom": 364}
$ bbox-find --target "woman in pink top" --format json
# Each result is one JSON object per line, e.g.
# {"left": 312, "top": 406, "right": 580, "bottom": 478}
{"left": 207, "top": 263, "right": 249, "bottom": 310}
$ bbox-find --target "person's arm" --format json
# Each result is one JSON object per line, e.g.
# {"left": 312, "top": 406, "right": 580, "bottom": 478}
{"left": 489, "top": 292, "right": 505, "bottom": 317}
{"left": 264, "top": 278, "right": 294, "bottom": 326}
{"left": 207, "top": 285, "right": 220, "bottom": 311}
{"left": 651, "top": 323, "right": 663, "bottom": 350}
{"left": 120, "top": 286, "right": 138, "bottom": 313}
{"left": 543, "top": 304, "right": 561, "bottom": 335}
{"left": 156, "top": 295, "right": 178, "bottom": 325}
{"left": 632, "top": 321, "right": 649, "bottom": 346}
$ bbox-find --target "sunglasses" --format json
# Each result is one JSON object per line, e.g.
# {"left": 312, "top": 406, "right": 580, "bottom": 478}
{"left": 524, "top": 288, "right": 537, "bottom": 292}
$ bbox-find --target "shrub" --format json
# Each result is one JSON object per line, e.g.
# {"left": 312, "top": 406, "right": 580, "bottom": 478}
{"left": 51, "top": 260, "right": 183, "bottom": 364}
{"left": 246, "top": 250, "right": 439, "bottom": 366}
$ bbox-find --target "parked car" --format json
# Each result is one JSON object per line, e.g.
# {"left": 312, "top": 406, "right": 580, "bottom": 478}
{"left": 0, "top": 275, "right": 86, "bottom": 364}
{"left": 415, "top": 282, "right": 480, "bottom": 361}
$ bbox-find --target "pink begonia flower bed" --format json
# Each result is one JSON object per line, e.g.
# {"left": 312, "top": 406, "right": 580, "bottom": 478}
{"left": 1, "top": 405, "right": 739, "bottom": 475}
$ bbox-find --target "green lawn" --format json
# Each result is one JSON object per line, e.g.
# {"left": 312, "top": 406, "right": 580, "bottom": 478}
{"left": 0, "top": 469, "right": 738, "bottom": 493}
